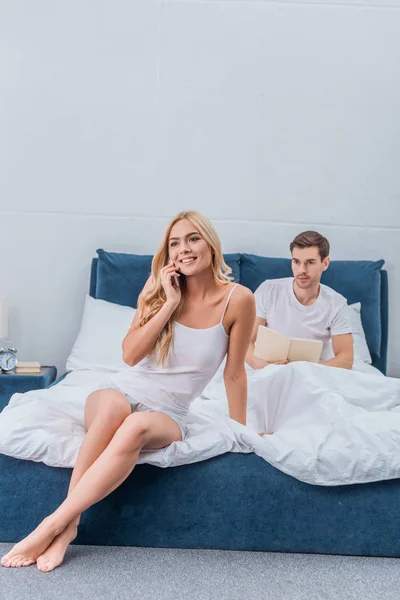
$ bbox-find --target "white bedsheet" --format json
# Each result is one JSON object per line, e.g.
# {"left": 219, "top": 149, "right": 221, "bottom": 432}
{"left": 0, "top": 370, "right": 241, "bottom": 470}
{"left": 0, "top": 363, "right": 399, "bottom": 486}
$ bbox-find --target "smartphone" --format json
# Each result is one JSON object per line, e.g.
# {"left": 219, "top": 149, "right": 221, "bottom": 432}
{"left": 169, "top": 259, "right": 180, "bottom": 287}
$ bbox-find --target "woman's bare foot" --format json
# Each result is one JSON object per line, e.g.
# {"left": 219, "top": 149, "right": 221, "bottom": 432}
{"left": 36, "top": 521, "right": 78, "bottom": 572}
{"left": 1, "top": 517, "right": 63, "bottom": 568}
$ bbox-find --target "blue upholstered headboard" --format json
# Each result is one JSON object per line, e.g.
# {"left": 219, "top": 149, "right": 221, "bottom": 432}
{"left": 90, "top": 258, "right": 99, "bottom": 299}
{"left": 378, "top": 270, "right": 389, "bottom": 374}
{"left": 89, "top": 255, "right": 389, "bottom": 375}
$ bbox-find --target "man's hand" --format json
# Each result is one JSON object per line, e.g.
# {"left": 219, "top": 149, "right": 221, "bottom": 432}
{"left": 251, "top": 357, "right": 269, "bottom": 370}
{"left": 268, "top": 359, "right": 289, "bottom": 365}
{"left": 251, "top": 358, "right": 289, "bottom": 369}
{"left": 258, "top": 432, "right": 274, "bottom": 436}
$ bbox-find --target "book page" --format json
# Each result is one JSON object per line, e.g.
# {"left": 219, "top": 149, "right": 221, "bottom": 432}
{"left": 254, "top": 326, "right": 291, "bottom": 362}
{"left": 287, "top": 338, "right": 323, "bottom": 363}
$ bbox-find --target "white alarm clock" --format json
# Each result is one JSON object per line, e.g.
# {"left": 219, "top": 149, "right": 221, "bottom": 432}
{"left": 0, "top": 347, "right": 18, "bottom": 372}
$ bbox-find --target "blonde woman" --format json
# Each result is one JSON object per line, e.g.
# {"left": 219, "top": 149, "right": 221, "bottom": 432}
{"left": 2, "top": 211, "right": 255, "bottom": 572}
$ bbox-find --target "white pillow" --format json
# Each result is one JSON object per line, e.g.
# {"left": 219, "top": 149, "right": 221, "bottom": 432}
{"left": 66, "top": 296, "right": 373, "bottom": 372}
{"left": 348, "top": 302, "right": 372, "bottom": 364}
{"left": 66, "top": 295, "right": 135, "bottom": 372}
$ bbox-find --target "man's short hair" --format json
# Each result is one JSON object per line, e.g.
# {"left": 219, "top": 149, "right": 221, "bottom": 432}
{"left": 290, "top": 231, "right": 330, "bottom": 261}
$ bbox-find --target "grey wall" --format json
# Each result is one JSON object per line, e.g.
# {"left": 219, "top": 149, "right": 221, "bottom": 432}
{"left": 1, "top": 0, "right": 399, "bottom": 376}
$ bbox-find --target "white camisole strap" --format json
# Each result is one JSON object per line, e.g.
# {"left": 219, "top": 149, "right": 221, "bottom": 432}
{"left": 220, "top": 283, "right": 239, "bottom": 324}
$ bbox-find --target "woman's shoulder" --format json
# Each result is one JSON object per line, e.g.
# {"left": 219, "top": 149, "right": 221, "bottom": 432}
{"left": 229, "top": 283, "right": 255, "bottom": 309}
{"left": 143, "top": 275, "right": 154, "bottom": 292}
{"left": 223, "top": 284, "right": 255, "bottom": 332}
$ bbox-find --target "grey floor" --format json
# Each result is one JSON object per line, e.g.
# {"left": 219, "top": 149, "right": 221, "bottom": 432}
{"left": 0, "top": 543, "right": 399, "bottom": 600}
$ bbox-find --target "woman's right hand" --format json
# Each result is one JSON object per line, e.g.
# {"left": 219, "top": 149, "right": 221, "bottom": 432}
{"left": 160, "top": 262, "right": 182, "bottom": 307}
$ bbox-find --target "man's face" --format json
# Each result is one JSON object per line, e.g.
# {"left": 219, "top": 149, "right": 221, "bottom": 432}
{"left": 291, "top": 246, "right": 330, "bottom": 289}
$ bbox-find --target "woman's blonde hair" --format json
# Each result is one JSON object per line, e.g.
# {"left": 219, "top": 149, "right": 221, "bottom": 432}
{"left": 136, "top": 211, "right": 233, "bottom": 366}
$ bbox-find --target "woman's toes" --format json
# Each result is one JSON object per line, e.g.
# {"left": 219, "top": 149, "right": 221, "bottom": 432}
{"left": 37, "top": 560, "right": 49, "bottom": 572}
{"left": 10, "top": 555, "right": 34, "bottom": 568}
{"left": 18, "top": 557, "right": 34, "bottom": 568}
{"left": 23, "top": 559, "right": 34, "bottom": 567}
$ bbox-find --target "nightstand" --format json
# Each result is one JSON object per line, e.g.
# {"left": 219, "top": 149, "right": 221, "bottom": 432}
{"left": 0, "top": 366, "right": 57, "bottom": 413}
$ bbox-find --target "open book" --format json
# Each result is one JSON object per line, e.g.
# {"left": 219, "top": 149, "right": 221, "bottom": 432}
{"left": 254, "top": 325, "right": 323, "bottom": 363}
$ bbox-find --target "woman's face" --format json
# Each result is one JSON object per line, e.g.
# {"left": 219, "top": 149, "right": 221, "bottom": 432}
{"left": 168, "top": 219, "right": 213, "bottom": 277}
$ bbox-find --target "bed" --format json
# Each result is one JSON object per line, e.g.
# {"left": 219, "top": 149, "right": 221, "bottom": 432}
{"left": 1, "top": 250, "right": 398, "bottom": 558}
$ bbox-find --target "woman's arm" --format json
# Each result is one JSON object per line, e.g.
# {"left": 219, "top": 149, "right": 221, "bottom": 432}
{"left": 223, "top": 287, "right": 256, "bottom": 425}
{"left": 122, "top": 263, "right": 181, "bottom": 366}
{"left": 245, "top": 316, "right": 269, "bottom": 369}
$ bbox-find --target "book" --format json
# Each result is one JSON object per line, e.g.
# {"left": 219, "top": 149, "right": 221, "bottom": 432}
{"left": 254, "top": 325, "right": 323, "bottom": 363}
{"left": 16, "top": 361, "right": 41, "bottom": 368}
{"left": 15, "top": 365, "right": 41, "bottom": 374}
{"left": 14, "top": 370, "right": 41, "bottom": 375}
{"left": 15, "top": 361, "right": 41, "bottom": 374}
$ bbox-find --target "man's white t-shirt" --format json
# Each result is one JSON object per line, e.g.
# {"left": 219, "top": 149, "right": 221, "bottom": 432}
{"left": 254, "top": 277, "right": 352, "bottom": 361}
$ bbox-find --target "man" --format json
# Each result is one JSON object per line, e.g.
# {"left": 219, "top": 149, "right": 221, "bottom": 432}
{"left": 246, "top": 231, "right": 353, "bottom": 370}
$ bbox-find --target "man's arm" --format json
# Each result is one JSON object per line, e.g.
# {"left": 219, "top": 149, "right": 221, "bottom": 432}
{"left": 245, "top": 316, "right": 289, "bottom": 369}
{"left": 321, "top": 333, "right": 354, "bottom": 369}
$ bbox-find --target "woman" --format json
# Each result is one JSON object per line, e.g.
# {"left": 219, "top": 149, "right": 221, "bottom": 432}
{"left": 1, "top": 210, "right": 255, "bottom": 571}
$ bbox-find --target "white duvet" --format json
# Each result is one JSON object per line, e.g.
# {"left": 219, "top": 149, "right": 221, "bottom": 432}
{"left": 0, "top": 361, "right": 399, "bottom": 486}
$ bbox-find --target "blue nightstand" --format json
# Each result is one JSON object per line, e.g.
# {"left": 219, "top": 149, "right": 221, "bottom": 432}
{"left": 0, "top": 366, "right": 57, "bottom": 413}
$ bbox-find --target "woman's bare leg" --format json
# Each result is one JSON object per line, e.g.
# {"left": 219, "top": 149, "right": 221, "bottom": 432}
{"left": 36, "top": 389, "right": 132, "bottom": 571}
{"left": 1, "top": 389, "right": 131, "bottom": 570}
{"left": 1, "top": 410, "right": 181, "bottom": 570}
